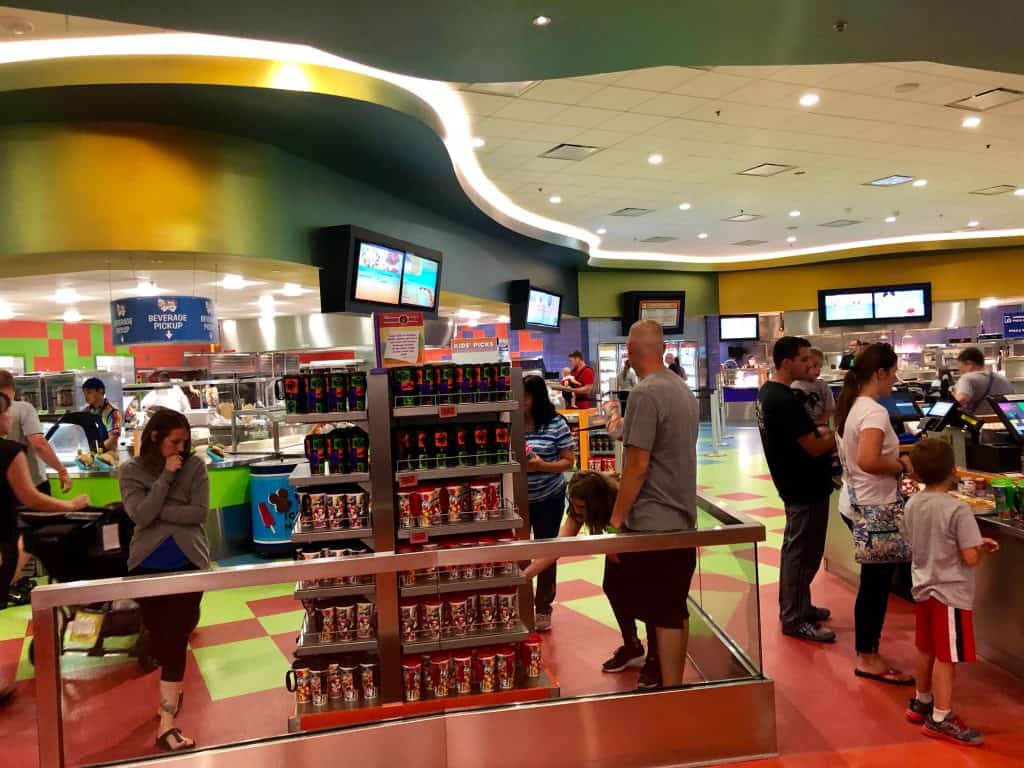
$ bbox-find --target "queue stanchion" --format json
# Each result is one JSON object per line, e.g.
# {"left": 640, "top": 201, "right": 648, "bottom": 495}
{"left": 706, "top": 388, "right": 726, "bottom": 457}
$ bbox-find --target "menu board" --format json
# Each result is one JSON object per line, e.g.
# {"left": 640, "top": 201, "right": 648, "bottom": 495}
{"left": 639, "top": 299, "right": 681, "bottom": 329}
{"left": 873, "top": 288, "right": 926, "bottom": 320}
{"left": 823, "top": 292, "right": 874, "bottom": 323}
{"left": 527, "top": 289, "right": 561, "bottom": 328}
{"left": 400, "top": 253, "right": 440, "bottom": 309}
{"left": 353, "top": 241, "right": 404, "bottom": 305}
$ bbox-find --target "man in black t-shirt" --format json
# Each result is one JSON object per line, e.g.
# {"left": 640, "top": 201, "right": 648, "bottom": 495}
{"left": 756, "top": 337, "right": 837, "bottom": 644}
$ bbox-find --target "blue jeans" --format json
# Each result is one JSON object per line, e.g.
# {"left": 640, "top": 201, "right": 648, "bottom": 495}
{"left": 530, "top": 490, "right": 565, "bottom": 614}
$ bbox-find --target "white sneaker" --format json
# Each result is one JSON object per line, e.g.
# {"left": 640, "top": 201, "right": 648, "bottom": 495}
{"left": 535, "top": 612, "right": 552, "bottom": 632}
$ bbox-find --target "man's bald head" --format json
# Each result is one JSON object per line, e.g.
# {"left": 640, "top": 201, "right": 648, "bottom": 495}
{"left": 627, "top": 320, "right": 666, "bottom": 375}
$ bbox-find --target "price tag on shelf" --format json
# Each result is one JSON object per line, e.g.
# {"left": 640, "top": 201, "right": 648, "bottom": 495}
{"left": 398, "top": 474, "right": 418, "bottom": 489}
{"left": 410, "top": 531, "right": 429, "bottom": 545}
{"left": 438, "top": 405, "right": 458, "bottom": 419}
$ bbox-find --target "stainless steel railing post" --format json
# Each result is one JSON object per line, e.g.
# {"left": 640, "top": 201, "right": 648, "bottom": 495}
{"left": 33, "top": 604, "right": 64, "bottom": 768}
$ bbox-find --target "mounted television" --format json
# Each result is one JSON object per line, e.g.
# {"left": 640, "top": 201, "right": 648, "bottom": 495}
{"left": 620, "top": 291, "right": 686, "bottom": 335}
{"left": 509, "top": 280, "right": 562, "bottom": 331}
{"left": 719, "top": 314, "right": 759, "bottom": 341}
{"left": 315, "top": 225, "right": 443, "bottom": 316}
{"left": 817, "top": 282, "right": 931, "bottom": 328}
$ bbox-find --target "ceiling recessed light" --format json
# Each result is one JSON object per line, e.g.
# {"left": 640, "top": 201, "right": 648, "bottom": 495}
{"left": 596, "top": 228, "right": 607, "bottom": 235}
{"left": 136, "top": 280, "right": 159, "bottom": 297}
{"left": 222, "top": 274, "right": 245, "bottom": 290}
{"left": 799, "top": 92, "right": 820, "bottom": 107}
{"left": 788, "top": 210, "right": 801, "bottom": 217}
{"left": 647, "top": 153, "right": 664, "bottom": 166}
{"left": 912, "top": 178, "right": 928, "bottom": 187}
{"left": 548, "top": 195, "right": 562, "bottom": 204}
{"left": 961, "top": 115, "right": 982, "bottom": 128}
{"left": 531, "top": 15, "right": 551, "bottom": 26}
{"left": 866, "top": 174, "right": 914, "bottom": 187}
{"left": 723, "top": 212, "right": 763, "bottom": 223}
{"left": 471, "top": 137, "right": 486, "bottom": 148}
{"left": 54, "top": 288, "right": 82, "bottom": 304}
{"left": 786, "top": 236, "right": 797, "bottom": 243}
{"left": 894, "top": 82, "right": 920, "bottom": 94}
{"left": 697, "top": 232, "right": 709, "bottom": 239}
{"left": 967, "top": 220, "right": 980, "bottom": 228}
{"left": 1015, "top": 188, "right": 1024, "bottom": 197}
{"left": 678, "top": 202, "right": 691, "bottom": 211}
{"left": 885, "top": 215, "right": 897, "bottom": 223}
{"left": 62, "top": 308, "right": 82, "bottom": 323}
{"left": 282, "top": 283, "right": 304, "bottom": 297}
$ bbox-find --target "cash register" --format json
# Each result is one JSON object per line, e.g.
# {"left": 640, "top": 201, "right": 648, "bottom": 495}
{"left": 879, "top": 391, "right": 925, "bottom": 444}
{"left": 916, "top": 399, "right": 958, "bottom": 436}
{"left": 959, "top": 395, "right": 1023, "bottom": 473}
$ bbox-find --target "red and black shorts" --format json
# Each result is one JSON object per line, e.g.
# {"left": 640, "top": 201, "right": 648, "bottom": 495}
{"left": 915, "top": 597, "right": 976, "bottom": 664}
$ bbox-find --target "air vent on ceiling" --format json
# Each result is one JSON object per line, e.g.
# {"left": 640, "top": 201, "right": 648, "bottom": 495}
{"left": 638, "top": 236, "right": 678, "bottom": 244}
{"left": 737, "top": 163, "right": 795, "bottom": 177}
{"left": 971, "top": 185, "right": 1017, "bottom": 196}
{"left": 947, "top": 87, "right": 1024, "bottom": 112}
{"left": 731, "top": 240, "right": 769, "bottom": 247}
{"left": 818, "top": 219, "right": 863, "bottom": 228}
{"left": 723, "top": 213, "right": 763, "bottom": 222}
{"left": 865, "top": 175, "right": 913, "bottom": 187}
{"left": 609, "top": 207, "right": 654, "bottom": 217}
{"left": 460, "top": 81, "right": 540, "bottom": 98}
{"left": 538, "top": 143, "right": 603, "bottom": 161}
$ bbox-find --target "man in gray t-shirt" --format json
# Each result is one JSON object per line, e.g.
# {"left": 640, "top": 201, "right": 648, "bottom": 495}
{"left": 954, "top": 347, "right": 1013, "bottom": 415}
{"left": 611, "top": 320, "right": 699, "bottom": 689}
{"left": 0, "top": 373, "right": 72, "bottom": 494}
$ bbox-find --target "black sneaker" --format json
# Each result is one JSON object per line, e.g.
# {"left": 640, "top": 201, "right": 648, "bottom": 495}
{"left": 782, "top": 621, "right": 836, "bottom": 644}
{"left": 922, "top": 712, "right": 983, "bottom": 747}
{"left": 601, "top": 643, "right": 645, "bottom": 673}
{"left": 637, "top": 655, "right": 661, "bottom": 690}
{"left": 906, "top": 697, "right": 933, "bottom": 724}
{"left": 807, "top": 606, "right": 831, "bottom": 622}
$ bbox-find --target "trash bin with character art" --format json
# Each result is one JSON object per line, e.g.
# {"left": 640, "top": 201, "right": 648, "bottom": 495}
{"left": 250, "top": 459, "right": 300, "bottom": 550}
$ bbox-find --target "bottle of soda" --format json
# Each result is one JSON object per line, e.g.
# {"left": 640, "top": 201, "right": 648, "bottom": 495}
{"left": 308, "top": 372, "right": 326, "bottom": 414}
{"left": 493, "top": 423, "right": 510, "bottom": 464}
{"left": 327, "top": 428, "right": 347, "bottom": 474}
{"left": 496, "top": 363, "right": 512, "bottom": 401}
{"left": 478, "top": 363, "right": 494, "bottom": 403}
{"left": 328, "top": 370, "right": 348, "bottom": 413}
{"left": 437, "top": 364, "right": 456, "bottom": 405}
{"left": 419, "top": 365, "right": 436, "bottom": 403}
{"left": 349, "top": 429, "right": 369, "bottom": 474}
{"left": 415, "top": 428, "right": 433, "bottom": 471}
{"left": 395, "top": 429, "right": 414, "bottom": 471}
{"left": 455, "top": 426, "right": 472, "bottom": 466}
{"left": 392, "top": 368, "right": 416, "bottom": 408}
{"left": 348, "top": 371, "right": 367, "bottom": 411}
{"left": 461, "top": 364, "right": 478, "bottom": 403}
{"left": 433, "top": 425, "right": 453, "bottom": 468}
{"left": 473, "top": 423, "right": 491, "bottom": 465}
{"left": 452, "top": 365, "right": 465, "bottom": 405}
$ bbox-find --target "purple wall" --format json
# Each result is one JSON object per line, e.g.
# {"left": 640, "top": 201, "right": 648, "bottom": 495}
{"left": 541, "top": 316, "right": 588, "bottom": 374}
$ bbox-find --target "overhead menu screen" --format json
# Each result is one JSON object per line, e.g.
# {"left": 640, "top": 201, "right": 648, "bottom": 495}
{"left": 400, "top": 253, "right": 440, "bottom": 309}
{"left": 526, "top": 288, "right": 561, "bottom": 328}
{"left": 874, "top": 288, "right": 927, "bottom": 320}
{"left": 719, "top": 315, "right": 759, "bottom": 341}
{"left": 823, "top": 292, "right": 874, "bottom": 323}
{"left": 353, "top": 241, "right": 404, "bottom": 305}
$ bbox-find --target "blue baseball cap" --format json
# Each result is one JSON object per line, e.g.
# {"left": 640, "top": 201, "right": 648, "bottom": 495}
{"left": 82, "top": 377, "right": 106, "bottom": 392}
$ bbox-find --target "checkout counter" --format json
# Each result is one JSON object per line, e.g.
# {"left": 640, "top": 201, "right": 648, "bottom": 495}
{"left": 824, "top": 393, "right": 1024, "bottom": 678}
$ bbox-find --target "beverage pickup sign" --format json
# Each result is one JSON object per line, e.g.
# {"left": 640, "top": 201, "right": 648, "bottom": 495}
{"left": 110, "top": 296, "right": 218, "bottom": 345}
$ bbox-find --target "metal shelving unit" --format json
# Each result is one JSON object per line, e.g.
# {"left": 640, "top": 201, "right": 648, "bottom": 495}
{"left": 401, "top": 620, "right": 531, "bottom": 654}
{"left": 394, "top": 461, "right": 520, "bottom": 484}
{"left": 399, "top": 569, "right": 527, "bottom": 598}
{"left": 396, "top": 513, "right": 523, "bottom": 541}
{"left": 290, "top": 463, "right": 371, "bottom": 488}
{"left": 290, "top": 528, "right": 374, "bottom": 544}
{"left": 294, "top": 581, "right": 377, "bottom": 601}
{"left": 392, "top": 400, "right": 519, "bottom": 418}
{"left": 284, "top": 411, "right": 368, "bottom": 424}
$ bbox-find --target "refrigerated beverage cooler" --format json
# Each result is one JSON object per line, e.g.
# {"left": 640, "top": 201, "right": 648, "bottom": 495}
{"left": 599, "top": 341, "right": 700, "bottom": 394}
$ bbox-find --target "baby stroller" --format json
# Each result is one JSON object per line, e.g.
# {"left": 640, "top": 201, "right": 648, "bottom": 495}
{"left": 19, "top": 502, "right": 156, "bottom": 670}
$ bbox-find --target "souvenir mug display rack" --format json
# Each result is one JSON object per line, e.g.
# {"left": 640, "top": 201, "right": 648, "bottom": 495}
{"left": 286, "top": 366, "right": 558, "bottom": 733}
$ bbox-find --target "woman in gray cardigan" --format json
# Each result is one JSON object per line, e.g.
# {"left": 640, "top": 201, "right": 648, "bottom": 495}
{"left": 120, "top": 408, "right": 210, "bottom": 753}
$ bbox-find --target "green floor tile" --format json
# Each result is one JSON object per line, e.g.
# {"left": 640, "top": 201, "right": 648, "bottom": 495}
{"left": 197, "top": 591, "right": 256, "bottom": 628}
{"left": 561, "top": 594, "right": 647, "bottom": 640}
{"left": 192, "top": 636, "right": 291, "bottom": 700}
{"left": 257, "top": 609, "right": 305, "bottom": 637}
{"left": 0, "top": 605, "right": 30, "bottom": 641}
{"left": 552, "top": 555, "right": 604, "bottom": 585}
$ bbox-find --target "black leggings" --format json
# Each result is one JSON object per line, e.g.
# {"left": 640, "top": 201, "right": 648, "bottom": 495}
{"left": 841, "top": 516, "right": 897, "bottom": 655}
{"left": 131, "top": 566, "right": 202, "bottom": 682}
{"left": 603, "top": 555, "right": 658, "bottom": 657}
{"left": 530, "top": 492, "right": 565, "bottom": 614}
{"left": 0, "top": 535, "right": 18, "bottom": 609}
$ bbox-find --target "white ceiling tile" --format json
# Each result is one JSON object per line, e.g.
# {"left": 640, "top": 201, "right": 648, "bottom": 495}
{"left": 522, "top": 79, "right": 606, "bottom": 105}
{"left": 493, "top": 99, "right": 568, "bottom": 122}
{"left": 714, "top": 65, "right": 785, "bottom": 79}
{"left": 476, "top": 117, "right": 547, "bottom": 140}
{"left": 568, "top": 127, "right": 633, "bottom": 148}
{"left": 629, "top": 93, "right": 709, "bottom": 117}
{"left": 571, "top": 71, "right": 632, "bottom": 86}
{"left": 578, "top": 86, "right": 664, "bottom": 111}
{"left": 722, "top": 79, "right": 807, "bottom": 108}
{"left": 546, "top": 105, "right": 617, "bottom": 128}
{"left": 459, "top": 91, "right": 514, "bottom": 116}
{"left": 671, "top": 71, "right": 755, "bottom": 99}
{"left": 595, "top": 112, "right": 670, "bottom": 134}
{"left": 768, "top": 63, "right": 863, "bottom": 86}
{"left": 610, "top": 66, "right": 706, "bottom": 92}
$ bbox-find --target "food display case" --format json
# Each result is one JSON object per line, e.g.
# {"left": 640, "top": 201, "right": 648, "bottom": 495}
{"left": 599, "top": 340, "right": 699, "bottom": 395}
{"left": 14, "top": 373, "right": 44, "bottom": 411}
{"left": 40, "top": 371, "right": 123, "bottom": 416}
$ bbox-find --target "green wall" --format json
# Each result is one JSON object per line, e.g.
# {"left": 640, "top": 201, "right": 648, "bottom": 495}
{"left": 577, "top": 270, "right": 719, "bottom": 318}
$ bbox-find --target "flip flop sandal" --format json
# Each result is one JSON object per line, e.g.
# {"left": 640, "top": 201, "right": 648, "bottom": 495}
{"left": 155, "top": 727, "right": 195, "bottom": 752}
{"left": 854, "top": 668, "right": 915, "bottom": 686}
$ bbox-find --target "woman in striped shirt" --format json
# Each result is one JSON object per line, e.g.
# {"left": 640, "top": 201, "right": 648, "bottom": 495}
{"left": 522, "top": 374, "right": 576, "bottom": 632}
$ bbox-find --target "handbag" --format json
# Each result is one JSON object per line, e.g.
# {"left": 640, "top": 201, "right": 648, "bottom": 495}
{"left": 845, "top": 481, "right": 912, "bottom": 565}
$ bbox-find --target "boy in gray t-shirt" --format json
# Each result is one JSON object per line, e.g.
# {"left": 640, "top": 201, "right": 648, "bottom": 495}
{"left": 903, "top": 438, "right": 999, "bottom": 746}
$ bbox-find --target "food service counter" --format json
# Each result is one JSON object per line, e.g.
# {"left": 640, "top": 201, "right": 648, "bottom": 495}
{"left": 824, "top": 478, "right": 1024, "bottom": 679}
{"left": 46, "top": 453, "right": 268, "bottom": 560}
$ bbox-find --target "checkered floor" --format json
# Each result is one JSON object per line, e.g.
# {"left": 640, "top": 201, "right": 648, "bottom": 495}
{"left": 4, "top": 425, "right": 1023, "bottom": 767}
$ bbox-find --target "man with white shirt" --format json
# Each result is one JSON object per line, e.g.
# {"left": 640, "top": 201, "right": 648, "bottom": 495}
{"left": 141, "top": 373, "right": 192, "bottom": 413}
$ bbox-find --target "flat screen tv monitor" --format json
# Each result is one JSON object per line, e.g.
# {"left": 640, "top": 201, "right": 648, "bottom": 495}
{"left": 991, "top": 397, "right": 1024, "bottom": 442}
{"left": 526, "top": 288, "right": 562, "bottom": 329}
{"left": 353, "top": 240, "right": 404, "bottom": 306}
{"left": 621, "top": 291, "right": 686, "bottom": 335}
{"left": 719, "top": 314, "right": 759, "bottom": 341}
{"left": 399, "top": 252, "right": 441, "bottom": 309}
{"left": 817, "top": 282, "right": 932, "bottom": 327}
{"left": 880, "top": 392, "right": 922, "bottom": 422}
